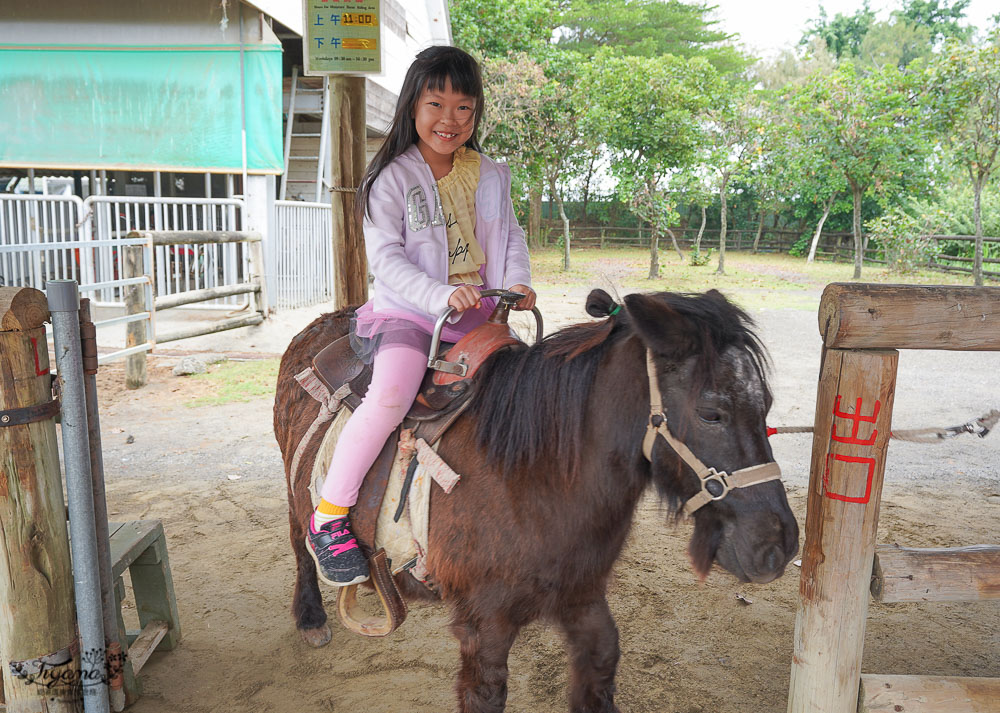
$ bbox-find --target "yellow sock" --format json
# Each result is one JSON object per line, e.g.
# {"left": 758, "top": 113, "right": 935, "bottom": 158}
{"left": 318, "top": 499, "right": 350, "bottom": 516}
{"left": 314, "top": 499, "right": 350, "bottom": 527}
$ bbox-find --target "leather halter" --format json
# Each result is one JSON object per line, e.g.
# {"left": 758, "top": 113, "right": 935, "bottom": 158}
{"left": 641, "top": 350, "right": 783, "bottom": 516}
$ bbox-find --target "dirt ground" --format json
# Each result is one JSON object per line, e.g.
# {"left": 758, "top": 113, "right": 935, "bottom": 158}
{"left": 94, "top": 283, "right": 999, "bottom": 713}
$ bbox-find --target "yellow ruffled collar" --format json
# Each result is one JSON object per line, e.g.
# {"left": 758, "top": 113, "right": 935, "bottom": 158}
{"left": 438, "top": 147, "right": 481, "bottom": 190}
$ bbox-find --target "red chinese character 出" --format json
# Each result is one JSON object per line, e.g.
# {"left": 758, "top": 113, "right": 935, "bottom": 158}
{"left": 831, "top": 395, "right": 881, "bottom": 446}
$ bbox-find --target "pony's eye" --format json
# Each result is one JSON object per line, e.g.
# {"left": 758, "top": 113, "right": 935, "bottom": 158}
{"left": 698, "top": 408, "right": 722, "bottom": 423}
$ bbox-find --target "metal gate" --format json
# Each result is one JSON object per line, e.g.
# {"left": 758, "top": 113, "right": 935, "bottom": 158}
{"left": 274, "top": 200, "right": 333, "bottom": 309}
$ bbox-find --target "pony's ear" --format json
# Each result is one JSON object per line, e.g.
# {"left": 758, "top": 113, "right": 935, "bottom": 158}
{"left": 624, "top": 293, "right": 699, "bottom": 359}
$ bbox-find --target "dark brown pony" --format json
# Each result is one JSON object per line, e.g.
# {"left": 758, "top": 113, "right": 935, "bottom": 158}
{"left": 273, "top": 288, "right": 799, "bottom": 713}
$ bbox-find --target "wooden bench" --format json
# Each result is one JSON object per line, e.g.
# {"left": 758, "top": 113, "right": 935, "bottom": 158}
{"left": 109, "top": 520, "right": 181, "bottom": 705}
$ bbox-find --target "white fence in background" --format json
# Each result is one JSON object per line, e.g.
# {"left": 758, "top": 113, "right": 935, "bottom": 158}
{"left": 1, "top": 194, "right": 246, "bottom": 307}
{"left": 0, "top": 194, "right": 89, "bottom": 288}
{"left": 2, "top": 194, "right": 337, "bottom": 313}
{"left": 274, "top": 200, "right": 333, "bottom": 309}
{"left": 0, "top": 214, "right": 155, "bottom": 364}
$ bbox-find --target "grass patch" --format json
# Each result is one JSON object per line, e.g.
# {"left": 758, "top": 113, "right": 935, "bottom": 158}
{"left": 185, "top": 358, "right": 280, "bottom": 408}
{"left": 530, "top": 247, "right": 974, "bottom": 310}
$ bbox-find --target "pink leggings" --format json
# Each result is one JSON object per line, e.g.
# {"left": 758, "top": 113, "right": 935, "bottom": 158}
{"left": 320, "top": 346, "right": 428, "bottom": 507}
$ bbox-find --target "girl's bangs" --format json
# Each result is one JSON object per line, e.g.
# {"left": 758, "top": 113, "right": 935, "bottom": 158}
{"left": 424, "top": 64, "right": 481, "bottom": 100}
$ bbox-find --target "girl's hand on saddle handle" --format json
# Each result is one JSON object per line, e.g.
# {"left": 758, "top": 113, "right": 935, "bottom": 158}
{"left": 508, "top": 284, "right": 536, "bottom": 311}
{"left": 448, "top": 285, "right": 482, "bottom": 313}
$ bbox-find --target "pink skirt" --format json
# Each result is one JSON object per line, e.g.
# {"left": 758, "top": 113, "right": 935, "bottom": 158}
{"left": 350, "top": 295, "right": 498, "bottom": 363}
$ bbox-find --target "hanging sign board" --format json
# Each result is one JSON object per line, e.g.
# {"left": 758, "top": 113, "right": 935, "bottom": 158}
{"left": 302, "top": 0, "right": 382, "bottom": 75}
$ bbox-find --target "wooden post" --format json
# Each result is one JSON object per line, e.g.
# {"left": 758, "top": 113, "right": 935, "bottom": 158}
{"left": 329, "top": 75, "right": 368, "bottom": 309}
{"left": 787, "top": 347, "right": 898, "bottom": 713}
{"left": 124, "top": 246, "right": 147, "bottom": 390}
{"left": 247, "top": 238, "right": 269, "bottom": 317}
{"left": 0, "top": 287, "right": 81, "bottom": 713}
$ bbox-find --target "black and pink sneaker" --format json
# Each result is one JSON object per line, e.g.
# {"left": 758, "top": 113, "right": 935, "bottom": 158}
{"left": 306, "top": 514, "right": 369, "bottom": 587}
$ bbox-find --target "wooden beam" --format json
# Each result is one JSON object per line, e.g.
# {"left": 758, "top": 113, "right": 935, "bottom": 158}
{"left": 155, "top": 313, "right": 264, "bottom": 344}
{"left": 819, "top": 283, "right": 1000, "bottom": 350}
{"left": 154, "top": 283, "right": 259, "bottom": 311}
{"left": 859, "top": 674, "right": 1000, "bottom": 713}
{"left": 126, "top": 621, "right": 168, "bottom": 674}
{"left": 871, "top": 544, "right": 1000, "bottom": 603}
{"left": 125, "top": 230, "right": 261, "bottom": 245}
{"left": 0, "top": 286, "right": 48, "bottom": 331}
{"left": 787, "top": 347, "right": 899, "bottom": 713}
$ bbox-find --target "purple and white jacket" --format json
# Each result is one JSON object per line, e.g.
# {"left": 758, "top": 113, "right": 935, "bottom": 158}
{"left": 360, "top": 144, "right": 532, "bottom": 335}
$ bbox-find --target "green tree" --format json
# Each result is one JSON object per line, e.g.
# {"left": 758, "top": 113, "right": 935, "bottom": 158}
{"left": 789, "top": 61, "right": 940, "bottom": 278}
{"left": 698, "top": 87, "right": 767, "bottom": 274}
{"left": 450, "top": 0, "right": 558, "bottom": 57}
{"left": 582, "top": 49, "right": 719, "bottom": 276}
{"left": 930, "top": 36, "right": 1000, "bottom": 285}
{"left": 897, "top": 0, "right": 973, "bottom": 44}
{"left": 479, "top": 53, "right": 548, "bottom": 149}
{"left": 754, "top": 38, "right": 836, "bottom": 90}
{"left": 856, "top": 19, "right": 934, "bottom": 69}
{"left": 558, "top": 0, "right": 748, "bottom": 73}
{"left": 669, "top": 169, "right": 715, "bottom": 255}
{"left": 801, "top": 2, "right": 876, "bottom": 59}
{"left": 527, "top": 49, "right": 590, "bottom": 269}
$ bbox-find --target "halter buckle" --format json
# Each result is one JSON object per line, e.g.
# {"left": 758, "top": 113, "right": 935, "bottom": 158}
{"left": 699, "top": 468, "right": 731, "bottom": 501}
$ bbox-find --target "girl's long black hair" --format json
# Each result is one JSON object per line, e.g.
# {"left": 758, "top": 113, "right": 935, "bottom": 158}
{"left": 355, "top": 45, "right": 485, "bottom": 222}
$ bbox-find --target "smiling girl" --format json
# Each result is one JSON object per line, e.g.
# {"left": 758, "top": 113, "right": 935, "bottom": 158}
{"left": 305, "top": 46, "right": 535, "bottom": 587}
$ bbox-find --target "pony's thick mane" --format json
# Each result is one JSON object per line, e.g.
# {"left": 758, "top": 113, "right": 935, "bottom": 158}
{"left": 469, "top": 291, "right": 769, "bottom": 482}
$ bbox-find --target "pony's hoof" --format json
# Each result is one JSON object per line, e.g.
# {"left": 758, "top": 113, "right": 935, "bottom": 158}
{"left": 299, "top": 624, "right": 332, "bottom": 648}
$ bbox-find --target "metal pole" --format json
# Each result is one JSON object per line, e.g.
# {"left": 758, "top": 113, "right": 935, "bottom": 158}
{"left": 80, "top": 298, "right": 126, "bottom": 712}
{"left": 47, "top": 280, "right": 111, "bottom": 713}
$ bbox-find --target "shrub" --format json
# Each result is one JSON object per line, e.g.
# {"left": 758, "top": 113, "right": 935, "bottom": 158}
{"left": 788, "top": 233, "right": 810, "bottom": 257}
{"left": 865, "top": 209, "right": 939, "bottom": 274}
{"left": 689, "top": 248, "right": 713, "bottom": 267}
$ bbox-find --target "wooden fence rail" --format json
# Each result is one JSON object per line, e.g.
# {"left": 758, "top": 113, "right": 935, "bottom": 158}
{"left": 122, "top": 230, "right": 267, "bottom": 388}
{"left": 541, "top": 224, "right": 1000, "bottom": 279}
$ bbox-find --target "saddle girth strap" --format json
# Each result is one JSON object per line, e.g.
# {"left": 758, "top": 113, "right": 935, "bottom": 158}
{"left": 641, "top": 350, "right": 782, "bottom": 516}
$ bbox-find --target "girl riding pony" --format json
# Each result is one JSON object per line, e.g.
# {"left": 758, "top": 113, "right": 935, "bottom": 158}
{"left": 306, "top": 46, "right": 535, "bottom": 586}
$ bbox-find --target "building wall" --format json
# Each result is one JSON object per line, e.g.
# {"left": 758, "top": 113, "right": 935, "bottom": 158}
{"left": 0, "top": 0, "right": 283, "bottom": 174}
{"left": 0, "top": 0, "right": 274, "bottom": 45}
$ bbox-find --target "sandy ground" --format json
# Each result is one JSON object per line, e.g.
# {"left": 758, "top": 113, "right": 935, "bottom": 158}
{"left": 92, "top": 282, "right": 999, "bottom": 713}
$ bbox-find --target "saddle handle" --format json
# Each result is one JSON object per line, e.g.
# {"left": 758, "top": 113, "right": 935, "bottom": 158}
{"left": 428, "top": 289, "right": 544, "bottom": 376}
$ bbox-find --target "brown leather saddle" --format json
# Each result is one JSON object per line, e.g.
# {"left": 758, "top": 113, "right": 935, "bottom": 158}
{"left": 310, "top": 291, "right": 536, "bottom": 551}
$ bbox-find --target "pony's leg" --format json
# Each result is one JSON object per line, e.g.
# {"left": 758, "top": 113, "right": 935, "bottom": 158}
{"left": 558, "top": 598, "right": 621, "bottom": 713}
{"left": 452, "top": 609, "right": 521, "bottom": 713}
{"left": 288, "top": 494, "right": 331, "bottom": 647}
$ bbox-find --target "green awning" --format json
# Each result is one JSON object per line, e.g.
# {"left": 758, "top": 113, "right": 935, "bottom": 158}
{"left": 0, "top": 44, "right": 283, "bottom": 173}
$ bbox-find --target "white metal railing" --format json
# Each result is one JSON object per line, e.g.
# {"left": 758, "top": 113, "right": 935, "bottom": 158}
{"left": 0, "top": 229, "right": 156, "bottom": 364}
{"left": 274, "top": 200, "right": 333, "bottom": 309}
{"left": 2, "top": 193, "right": 333, "bottom": 314}
{"left": 0, "top": 194, "right": 88, "bottom": 288}
{"left": 83, "top": 196, "right": 247, "bottom": 307}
